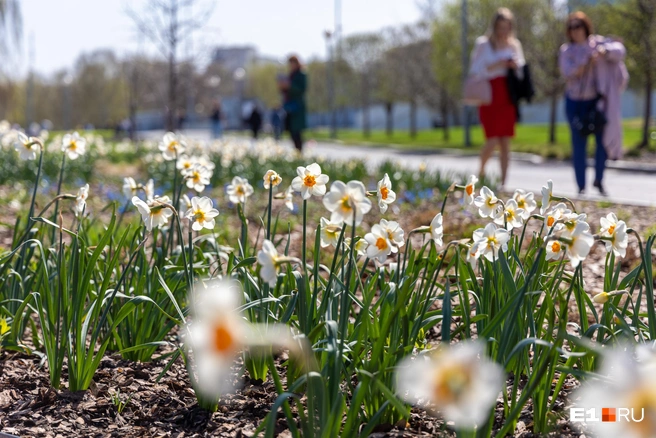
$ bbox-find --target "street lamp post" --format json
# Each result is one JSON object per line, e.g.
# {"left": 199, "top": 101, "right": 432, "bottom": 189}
{"left": 324, "top": 30, "right": 337, "bottom": 138}
{"left": 233, "top": 68, "right": 246, "bottom": 130}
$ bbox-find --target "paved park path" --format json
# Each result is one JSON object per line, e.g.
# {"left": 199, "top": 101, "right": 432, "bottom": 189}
{"left": 142, "top": 130, "right": 656, "bottom": 207}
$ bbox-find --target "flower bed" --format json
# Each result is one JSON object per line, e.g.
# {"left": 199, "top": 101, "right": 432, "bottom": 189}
{"left": 1, "top": 130, "right": 655, "bottom": 437}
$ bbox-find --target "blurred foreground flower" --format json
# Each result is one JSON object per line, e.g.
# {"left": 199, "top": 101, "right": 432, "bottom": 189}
{"left": 62, "top": 131, "right": 87, "bottom": 160}
{"left": 573, "top": 345, "right": 656, "bottom": 438}
{"left": 186, "top": 280, "right": 299, "bottom": 398}
{"left": 429, "top": 212, "right": 444, "bottom": 247}
{"left": 396, "top": 341, "right": 504, "bottom": 429}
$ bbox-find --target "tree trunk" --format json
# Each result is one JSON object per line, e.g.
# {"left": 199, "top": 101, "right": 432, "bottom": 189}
{"left": 385, "top": 101, "right": 393, "bottom": 137}
{"left": 548, "top": 91, "right": 558, "bottom": 145}
{"left": 440, "top": 88, "right": 449, "bottom": 141}
{"left": 451, "top": 98, "right": 461, "bottom": 126}
{"left": 640, "top": 69, "right": 653, "bottom": 149}
{"left": 410, "top": 98, "right": 417, "bottom": 139}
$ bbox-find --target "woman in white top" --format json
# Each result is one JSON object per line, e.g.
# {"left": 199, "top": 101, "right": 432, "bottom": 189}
{"left": 469, "top": 8, "right": 525, "bottom": 188}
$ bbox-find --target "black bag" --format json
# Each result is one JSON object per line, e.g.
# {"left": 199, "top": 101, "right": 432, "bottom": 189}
{"left": 572, "top": 63, "right": 606, "bottom": 137}
{"left": 572, "top": 96, "right": 607, "bottom": 137}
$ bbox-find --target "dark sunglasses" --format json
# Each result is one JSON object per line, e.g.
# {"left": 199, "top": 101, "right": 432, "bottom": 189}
{"left": 568, "top": 22, "right": 583, "bottom": 31}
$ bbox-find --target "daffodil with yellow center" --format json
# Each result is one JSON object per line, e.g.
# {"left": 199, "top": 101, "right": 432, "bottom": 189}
{"left": 396, "top": 341, "right": 505, "bottom": 428}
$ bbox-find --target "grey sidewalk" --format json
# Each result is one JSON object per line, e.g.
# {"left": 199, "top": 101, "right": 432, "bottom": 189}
{"left": 141, "top": 129, "right": 656, "bottom": 207}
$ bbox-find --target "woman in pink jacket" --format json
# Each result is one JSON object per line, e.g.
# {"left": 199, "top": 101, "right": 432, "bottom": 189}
{"left": 559, "top": 12, "right": 628, "bottom": 195}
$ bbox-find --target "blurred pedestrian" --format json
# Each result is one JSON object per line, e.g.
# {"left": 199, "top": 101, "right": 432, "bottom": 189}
{"left": 559, "top": 11, "right": 628, "bottom": 195}
{"left": 177, "top": 108, "right": 187, "bottom": 131}
{"left": 247, "top": 105, "right": 263, "bottom": 139}
{"left": 281, "top": 55, "right": 307, "bottom": 153}
{"left": 271, "top": 106, "right": 284, "bottom": 141}
{"left": 469, "top": 7, "right": 525, "bottom": 189}
{"left": 210, "top": 99, "right": 223, "bottom": 139}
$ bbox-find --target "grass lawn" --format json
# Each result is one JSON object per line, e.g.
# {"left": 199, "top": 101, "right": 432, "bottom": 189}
{"left": 308, "top": 118, "right": 653, "bottom": 159}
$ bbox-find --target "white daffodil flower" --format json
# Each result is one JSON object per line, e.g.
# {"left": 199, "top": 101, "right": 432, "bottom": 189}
{"left": 377, "top": 173, "right": 396, "bottom": 213}
{"left": 562, "top": 221, "right": 594, "bottom": 267}
{"left": 379, "top": 219, "right": 405, "bottom": 249}
{"left": 159, "top": 131, "right": 186, "bottom": 161}
{"left": 61, "top": 131, "right": 87, "bottom": 160}
{"left": 466, "top": 243, "right": 481, "bottom": 269}
{"left": 493, "top": 199, "right": 525, "bottom": 231}
{"left": 464, "top": 175, "right": 478, "bottom": 205}
{"left": 544, "top": 203, "right": 571, "bottom": 230}
{"left": 132, "top": 196, "right": 173, "bottom": 231}
{"left": 322, "top": 180, "right": 372, "bottom": 226}
{"left": 263, "top": 170, "right": 282, "bottom": 189}
{"left": 545, "top": 239, "right": 564, "bottom": 261}
{"left": 176, "top": 154, "right": 195, "bottom": 173}
{"left": 185, "top": 196, "right": 219, "bottom": 231}
{"left": 540, "top": 180, "right": 553, "bottom": 214}
{"left": 123, "top": 177, "right": 138, "bottom": 199}
{"left": 15, "top": 132, "right": 39, "bottom": 161}
{"left": 353, "top": 237, "right": 369, "bottom": 257}
{"left": 573, "top": 345, "right": 656, "bottom": 438}
{"left": 472, "top": 222, "right": 510, "bottom": 262}
{"left": 600, "top": 213, "right": 629, "bottom": 258}
{"left": 226, "top": 176, "right": 254, "bottom": 204}
{"left": 319, "top": 217, "right": 343, "bottom": 248}
{"left": 513, "top": 189, "right": 536, "bottom": 220}
{"left": 257, "top": 239, "right": 281, "bottom": 287}
{"left": 429, "top": 212, "right": 444, "bottom": 247}
{"left": 396, "top": 341, "right": 505, "bottom": 429}
{"left": 74, "top": 183, "right": 89, "bottom": 216}
{"left": 180, "top": 193, "right": 192, "bottom": 213}
{"left": 144, "top": 178, "right": 155, "bottom": 202}
{"left": 184, "top": 164, "right": 212, "bottom": 193}
{"left": 291, "top": 163, "right": 329, "bottom": 200}
{"left": 473, "top": 186, "right": 500, "bottom": 219}
{"left": 365, "top": 223, "right": 394, "bottom": 263}
{"left": 284, "top": 186, "right": 294, "bottom": 211}
{"left": 186, "top": 280, "right": 297, "bottom": 399}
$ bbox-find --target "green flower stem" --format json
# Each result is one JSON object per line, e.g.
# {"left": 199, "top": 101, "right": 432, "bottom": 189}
{"left": 266, "top": 178, "right": 274, "bottom": 240}
{"left": 51, "top": 153, "right": 67, "bottom": 242}
{"left": 302, "top": 199, "right": 308, "bottom": 273}
{"left": 188, "top": 228, "right": 194, "bottom": 293}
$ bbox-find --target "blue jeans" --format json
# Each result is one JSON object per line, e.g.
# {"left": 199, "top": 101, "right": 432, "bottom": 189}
{"left": 211, "top": 120, "right": 223, "bottom": 139}
{"left": 565, "top": 97, "right": 606, "bottom": 191}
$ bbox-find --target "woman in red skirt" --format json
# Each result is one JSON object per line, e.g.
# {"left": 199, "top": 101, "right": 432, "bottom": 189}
{"left": 469, "top": 8, "right": 525, "bottom": 189}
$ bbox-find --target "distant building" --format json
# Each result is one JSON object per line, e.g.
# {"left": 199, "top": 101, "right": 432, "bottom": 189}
{"left": 211, "top": 45, "right": 281, "bottom": 71}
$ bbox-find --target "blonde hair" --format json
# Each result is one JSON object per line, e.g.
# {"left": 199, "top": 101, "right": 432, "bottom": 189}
{"left": 488, "top": 7, "right": 518, "bottom": 50}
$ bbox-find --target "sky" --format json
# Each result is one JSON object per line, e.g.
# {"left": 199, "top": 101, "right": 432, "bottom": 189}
{"left": 20, "top": 0, "right": 423, "bottom": 76}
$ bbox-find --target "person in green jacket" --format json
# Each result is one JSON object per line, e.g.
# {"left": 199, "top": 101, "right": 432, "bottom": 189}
{"left": 282, "top": 55, "right": 307, "bottom": 152}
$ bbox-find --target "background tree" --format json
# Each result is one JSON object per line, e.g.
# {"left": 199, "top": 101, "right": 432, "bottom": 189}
{"left": 127, "top": 0, "right": 214, "bottom": 131}
{"left": 342, "top": 32, "right": 384, "bottom": 138}
{"left": 593, "top": 0, "right": 655, "bottom": 148}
